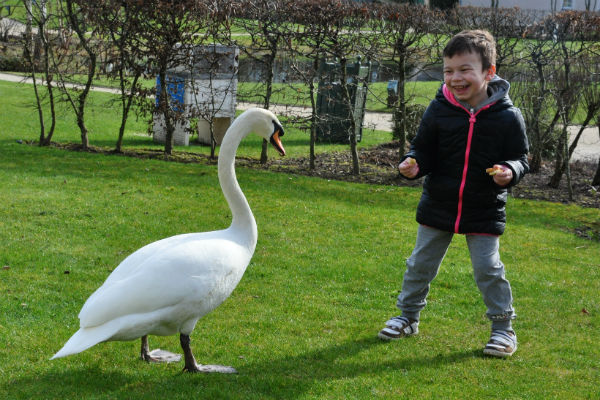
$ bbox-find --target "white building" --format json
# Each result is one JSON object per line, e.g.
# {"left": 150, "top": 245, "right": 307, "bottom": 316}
{"left": 458, "top": 0, "right": 598, "bottom": 12}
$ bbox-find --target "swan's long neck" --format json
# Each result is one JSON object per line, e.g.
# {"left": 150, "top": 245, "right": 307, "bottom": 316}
{"left": 218, "top": 118, "right": 257, "bottom": 251}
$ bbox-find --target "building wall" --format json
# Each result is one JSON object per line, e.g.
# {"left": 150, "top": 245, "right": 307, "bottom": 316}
{"left": 458, "top": 0, "right": 598, "bottom": 12}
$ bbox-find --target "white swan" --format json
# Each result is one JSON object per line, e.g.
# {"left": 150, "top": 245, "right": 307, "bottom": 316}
{"left": 51, "top": 108, "right": 285, "bottom": 373}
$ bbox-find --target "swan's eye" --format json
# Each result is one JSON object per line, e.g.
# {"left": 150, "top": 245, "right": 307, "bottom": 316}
{"left": 272, "top": 120, "right": 284, "bottom": 137}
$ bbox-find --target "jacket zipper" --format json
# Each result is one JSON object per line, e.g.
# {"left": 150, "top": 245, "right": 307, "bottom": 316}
{"left": 454, "top": 108, "right": 477, "bottom": 233}
{"left": 441, "top": 84, "right": 496, "bottom": 233}
{"left": 454, "top": 104, "right": 495, "bottom": 233}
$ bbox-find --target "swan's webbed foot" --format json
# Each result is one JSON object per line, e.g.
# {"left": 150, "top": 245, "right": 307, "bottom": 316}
{"left": 140, "top": 335, "right": 182, "bottom": 363}
{"left": 183, "top": 363, "right": 238, "bottom": 374}
{"left": 180, "top": 333, "right": 238, "bottom": 374}
{"left": 143, "top": 349, "right": 182, "bottom": 363}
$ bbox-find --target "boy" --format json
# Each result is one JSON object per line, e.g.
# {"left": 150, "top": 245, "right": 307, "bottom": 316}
{"left": 378, "top": 30, "right": 529, "bottom": 357}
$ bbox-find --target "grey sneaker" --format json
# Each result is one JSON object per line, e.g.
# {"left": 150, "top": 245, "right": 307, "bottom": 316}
{"left": 378, "top": 316, "right": 419, "bottom": 341}
{"left": 483, "top": 330, "right": 517, "bottom": 357}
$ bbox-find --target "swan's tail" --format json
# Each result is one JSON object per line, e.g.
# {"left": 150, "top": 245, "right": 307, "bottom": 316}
{"left": 51, "top": 323, "right": 118, "bottom": 360}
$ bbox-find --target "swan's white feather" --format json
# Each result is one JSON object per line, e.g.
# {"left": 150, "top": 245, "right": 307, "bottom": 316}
{"left": 51, "top": 108, "right": 282, "bottom": 361}
{"left": 79, "top": 229, "right": 251, "bottom": 329}
{"left": 51, "top": 229, "right": 252, "bottom": 359}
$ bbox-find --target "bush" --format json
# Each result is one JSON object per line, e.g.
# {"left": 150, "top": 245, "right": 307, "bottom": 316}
{"left": 0, "top": 54, "right": 27, "bottom": 72}
{"left": 392, "top": 103, "right": 426, "bottom": 143}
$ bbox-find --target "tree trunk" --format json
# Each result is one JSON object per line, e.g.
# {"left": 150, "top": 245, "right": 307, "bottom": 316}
{"left": 308, "top": 55, "right": 320, "bottom": 171}
{"left": 42, "top": 42, "right": 56, "bottom": 145}
{"left": 548, "top": 112, "right": 595, "bottom": 184}
{"left": 309, "top": 79, "right": 317, "bottom": 170}
{"left": 261, "top": 53, "right": 276, "bottom": 165}
{"left": 65, "top": 0, "right": 96, "bottom": 150}
{"left": 339, "top": 58, "right": 360, "bottom": 176}
{"left": 159, "top": 67, "right": 175, "bottom": 156}
{"left": 529, "top": 151, "right": 542, "bottom": 174}
{"left": 395, "top": 51, "right": 407, "bottom": 150}
{"left": 528, "top": 59, "right": 547, "bottom": 174}
{"left": 593, "top": 127, "right": 600, "bottom": 186}
{"left": 592, "top": 156, "right": 600, "bottom": 187}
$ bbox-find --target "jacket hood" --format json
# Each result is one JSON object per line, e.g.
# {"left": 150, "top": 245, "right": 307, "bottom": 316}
{"left": 439, "top": 75, "right": 511, "bottom": 113}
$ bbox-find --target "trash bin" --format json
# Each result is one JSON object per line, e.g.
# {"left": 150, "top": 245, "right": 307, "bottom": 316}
{"left": 153, "top": 74, "right": 189, "bottom": 145}
{"left": 153, "top": 44, "right": 239, "bottom": 146}
{"left": 315, "top": 57, "right": 373, "bottom": 143}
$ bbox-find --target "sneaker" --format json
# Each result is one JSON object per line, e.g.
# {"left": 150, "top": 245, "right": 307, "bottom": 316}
{"left": 378, "top": 316, "right": 419, "bottom": 341}
{"left": 483, "top": 330, "right": 517, "bottom": 357}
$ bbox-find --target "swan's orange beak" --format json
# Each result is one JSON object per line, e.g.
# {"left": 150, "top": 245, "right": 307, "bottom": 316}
{"left": 270, "top": 130, "right": 285, "bottom": 156}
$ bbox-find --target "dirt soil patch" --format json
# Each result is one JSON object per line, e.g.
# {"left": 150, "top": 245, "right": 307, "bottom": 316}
{"left": 47, "top": 140, "right": 600, "bottom": 209}
{"left": 266, "top": 141, "right": 600, "bottom": 210}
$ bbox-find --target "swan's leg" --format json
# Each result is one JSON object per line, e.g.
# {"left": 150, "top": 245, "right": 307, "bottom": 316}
{"left": 180, "top": 333, "right": 237, "bottom": 374}
{"left": 140, "top": 335, "right": 181, "bottom": 363}
{"left": 140, "top": 335, "right": 153, "bottom": 361}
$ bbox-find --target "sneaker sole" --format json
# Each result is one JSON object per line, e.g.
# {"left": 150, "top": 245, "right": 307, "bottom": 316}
{"left": 377, "top": 330, "right": 418, "bottom": 341}
{"left": 483, "top": 347, "right": 516, "bottom": 358}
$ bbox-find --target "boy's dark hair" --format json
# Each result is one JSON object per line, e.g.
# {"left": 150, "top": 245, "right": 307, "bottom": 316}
{"left": 443, "top": 30, "right": 496, "bottom": 71}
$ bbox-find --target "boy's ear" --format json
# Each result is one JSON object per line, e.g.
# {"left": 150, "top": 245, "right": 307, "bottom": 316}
{"left": 486, "top": 65, "right": 496, "bottom": 81}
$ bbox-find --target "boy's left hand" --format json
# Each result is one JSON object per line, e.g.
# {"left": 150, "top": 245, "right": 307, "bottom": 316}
{"left": 487, "top": 164, "right": 513, "bottom": 186}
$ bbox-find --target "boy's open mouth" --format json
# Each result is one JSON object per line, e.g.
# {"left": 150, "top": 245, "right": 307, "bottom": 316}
{"left": 452, "top": 84, "right": 469, "bottom": 95}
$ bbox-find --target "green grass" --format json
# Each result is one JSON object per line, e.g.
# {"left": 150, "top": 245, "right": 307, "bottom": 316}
{"left": 1, "top": 77, "right": 600, "bottom": 399}
{"left": 14, "top": 72, "right": 438, "bottom": 113}
{"left": 0, "top": 79, "right": 393, "bottom": 158}
{"left": 237, "top": 81, "right": 440, "bottom": 113}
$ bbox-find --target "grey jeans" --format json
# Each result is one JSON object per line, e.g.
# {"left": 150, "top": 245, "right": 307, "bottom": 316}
{"left": 397, "top": 225, "right": 515, "bottom": 327}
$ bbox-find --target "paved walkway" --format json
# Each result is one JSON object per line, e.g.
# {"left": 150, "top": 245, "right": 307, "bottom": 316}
{"left": 1, "top": 72, "right": 597, "bottom": 161}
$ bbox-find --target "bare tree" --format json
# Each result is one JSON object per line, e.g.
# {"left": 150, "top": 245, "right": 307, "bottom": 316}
{"left": 90, "top": 0, "right": 153, "bottom": 153}
{"left": 188, "top": 42, "right": 239, "bottom": 159}
{"left": 128, "top": 0, "right": 218, "bottom": 155}
{"left": 511, "top": 18, "right": 565, "bottom": 173}
{"left": 285, "top": 0, "right": 345, "bottom": 170}
{"left": 447, "top": 6, "right": 536, "bottom": 75}
{"left": 593, "top": 139, "right": 600, "bottom": 185}
{"left": 568, "top": 63, "right": 600, "bottom": 161}
{"left": 584, "top": 0, "right": 598, "bottom": 11}
{"left": 316, "top": 0, "right": 372, "bottom": 175}
{"left": 0, "top": 1, "right": 19, "bottom": 42}
{"left": 55, "top": 0, "right": 100, "bottom": 149}
{"left": 21, "top": 0, "right": 58, "bottom": 146}
{"left": 546, "top": 12, "right": 595, "bottom": 193}
{"left": 371, "top": 3, "right": 441, "bottom": 151}
{"left": 233, "top": 0, "right": 294, "bottom": 164}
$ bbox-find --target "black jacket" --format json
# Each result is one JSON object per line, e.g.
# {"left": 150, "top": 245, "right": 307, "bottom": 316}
{"left": 404, "top": 78, "right": 529, "bottom": 235}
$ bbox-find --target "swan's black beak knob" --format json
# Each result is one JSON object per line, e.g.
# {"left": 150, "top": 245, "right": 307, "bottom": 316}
{"left": 270, "top": 123, "right": 285, "bottom": 156}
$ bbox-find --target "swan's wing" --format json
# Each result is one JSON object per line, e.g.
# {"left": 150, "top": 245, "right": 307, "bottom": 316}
{"left": 101, "top": 233, "right": 197, "bottom": 286}
{"left": 78, "top": 237, "right": 247, "bottom": 329}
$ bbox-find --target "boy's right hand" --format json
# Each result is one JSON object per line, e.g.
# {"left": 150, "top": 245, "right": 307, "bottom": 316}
{"left": 398, "top": 157, "right": 419, "bottom": 178}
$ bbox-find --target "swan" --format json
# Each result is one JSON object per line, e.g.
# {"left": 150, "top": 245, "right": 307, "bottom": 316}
{"left": 51, "top": 108, "right": 285, "bottom": 373}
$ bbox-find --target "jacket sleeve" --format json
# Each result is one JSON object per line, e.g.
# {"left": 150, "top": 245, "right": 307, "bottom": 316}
{"left": 501, "top": 108, "right": 530, "bottom": 187}
{"left": 402, "top": 101, "right": 438, "bottom": 179}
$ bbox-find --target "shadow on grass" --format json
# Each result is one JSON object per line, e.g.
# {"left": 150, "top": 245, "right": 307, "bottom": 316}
{"left": 6, "top": 337, "right": 482, "bottom": 399}
{"left": 239, "top": 337, "right": 482, "bottom": 397}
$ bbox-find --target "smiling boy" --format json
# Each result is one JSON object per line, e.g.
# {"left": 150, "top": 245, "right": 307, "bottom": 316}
{"left": 378, "top": 30, "right": 529, "bottom": 357}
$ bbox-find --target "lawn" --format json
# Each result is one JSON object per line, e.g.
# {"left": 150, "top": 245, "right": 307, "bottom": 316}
{"left": 0, "top": 79, "right": 394, "bottom": 158}
{"left": 1, "top": 78, "right": 600, "bottom": 399}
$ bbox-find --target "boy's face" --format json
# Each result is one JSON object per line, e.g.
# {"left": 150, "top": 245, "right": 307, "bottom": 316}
{"left": 443, "top": 51, "right": 496, "bottom": 109}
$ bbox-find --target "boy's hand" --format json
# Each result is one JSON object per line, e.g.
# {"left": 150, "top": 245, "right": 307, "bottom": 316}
{"left": 487, "top": 164, "right": 513, "bottom": 186}
{"left": 399, "top": 157, "right": 419, "bottom": 178}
